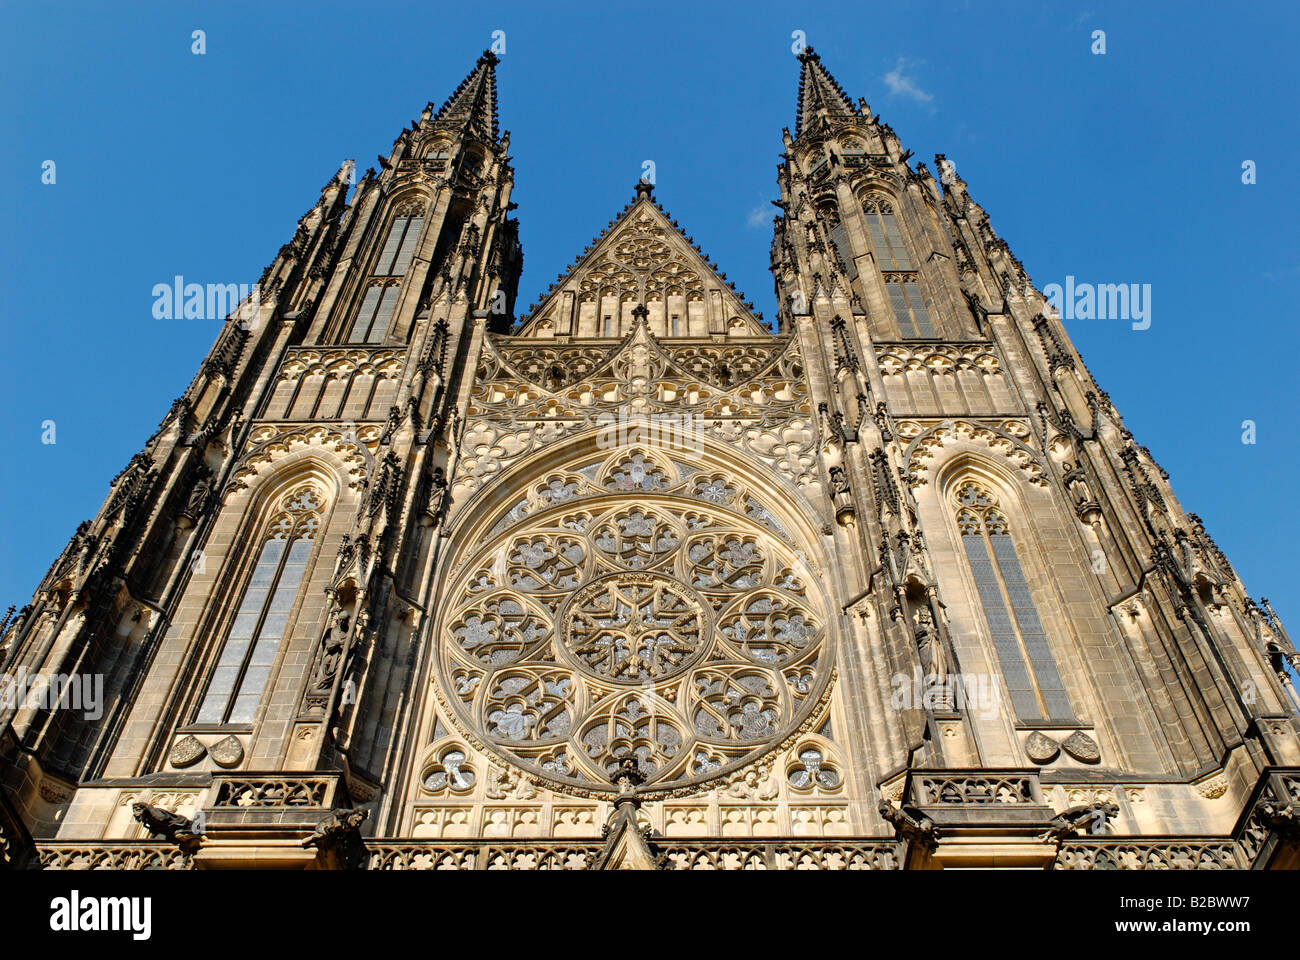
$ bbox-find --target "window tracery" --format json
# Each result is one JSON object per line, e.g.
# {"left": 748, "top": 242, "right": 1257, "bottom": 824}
{"left": 861, "top": 197, "right": 936, "bottom": 338}
{"left": 348, "top": 280, "right": 401, "bottom": 344}
{"left": 953, "top": 480, "right": 1072, "bottom": 720}
{"left": 435, "top": 453, "right": 832, "bottom": 796}
{"left": 197, "top": 484, "right": 324, "bottom": 725}
{"left": 786, "top": 746, "right": 841, "bottom": 791}
{"left": 374, "top": 205, "right": 426, "bottom": 277}
{"left": 342, "top": 200, "right": 426, "bottom": 343}
{"left": 422, "top": 746, "right": 476, "bottom": 794}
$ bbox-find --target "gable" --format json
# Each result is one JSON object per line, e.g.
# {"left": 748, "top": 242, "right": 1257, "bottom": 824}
{"left": 516, "top": 189, "right": 770, "bottom": 339}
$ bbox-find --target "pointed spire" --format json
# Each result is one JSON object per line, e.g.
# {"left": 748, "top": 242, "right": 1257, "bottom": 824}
{"left": 433, "top": 49, "right": 500, "bottom": 140}
{"left": 795, "top": 47, "right": 859, "bottom": 138}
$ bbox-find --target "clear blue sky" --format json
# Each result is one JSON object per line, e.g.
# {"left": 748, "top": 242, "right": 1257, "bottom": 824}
{"left": 2, "top": 1, "right": 1296, "bottom": 627}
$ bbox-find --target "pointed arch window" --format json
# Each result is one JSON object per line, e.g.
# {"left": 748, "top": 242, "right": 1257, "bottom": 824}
{"left": 342, "top": 202, "right": 424, "bottom": 343}
{"left": 820, "top": 207, "right": 858, "bottom": 281}
{"left": 863, "top": 198, "right": 936, "bottom": 338}
{"left": 348, "top": 281, "right": 401, "bottom": 344}
{"left": 197, "top": 486, "right": 323, "bottom": 725}
{"left": 885, "top": 276, "right": 936, "bottom": 338}
{"left": 863, "top": 199, "right": 912, "bottom": 270}
{"left": 374, "top": 210, "right": 425, "bottom": 277}
{"left": 954, "top": 481, "right": 1072, "bottom": 720}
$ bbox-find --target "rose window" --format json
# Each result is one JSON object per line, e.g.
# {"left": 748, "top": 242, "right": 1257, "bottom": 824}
{"left": 435, "top": 454, "right": 832, "bottom": 795}
{"left": 563, "top": 573, "right": 705, "bottom": 683}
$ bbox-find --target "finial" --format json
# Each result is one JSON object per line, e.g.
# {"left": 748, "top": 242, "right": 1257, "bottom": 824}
{"left": 631, "top": 303, "right": 649, "bottom": 324}
{"left": 635, "top": 179, "right": 654, "bottom": 200}
{"left": 479, "top": 49, "right": 500, "bottom": 67}
{"left": 798, "top": 45, "right": 820, "bottom": 64}
{"left": 612, "top": 756, "right": 644, "bottom": 803}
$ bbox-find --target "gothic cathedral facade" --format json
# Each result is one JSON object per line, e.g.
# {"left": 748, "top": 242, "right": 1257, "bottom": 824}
{"left": 3, "top": 49, "right": 1298, "bottom": 870}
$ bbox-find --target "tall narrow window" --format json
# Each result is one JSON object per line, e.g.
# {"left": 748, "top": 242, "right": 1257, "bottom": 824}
{"left": 862, "top": 199, "right": 912, "bottom": 270}
{"left": 348, "top": 282, "right": 400, "bottom": 343}
{"left": 955, "top": 481, "right": 1072, "bottom": 720}
{"left": 197, "top": 486, "right": 323, "bottom": 725}
{"left": 828, "top": 219, "right": 858, "bottom": 279}
{"left": 885, "top": 276, "right": 936, "bottom": 338}
{"left": 374, "top": 212, "right": 425, "bottom": 277}
{"left": 863, "top": 198, "right": 937, "bottom": 338}
{"left": 342, "top": 202, "right": 425, "bottom": 343}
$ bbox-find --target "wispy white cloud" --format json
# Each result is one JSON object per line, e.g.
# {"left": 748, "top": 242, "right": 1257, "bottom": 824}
{"left": 1263, "top": 264, "right": 1300, "bottom": 282}
{"left": 883, "top": 58, "right": 934, "bottom": 104}
{"left": 747, "top": 204, "right": 771, "bottom": 230}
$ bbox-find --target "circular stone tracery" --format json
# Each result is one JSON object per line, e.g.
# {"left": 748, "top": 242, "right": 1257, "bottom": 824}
{"left": 436, "top": 457, "right": 832, "bottom": 796}
{"left": 562, "top": 573, "right": 706, "bottom": 683}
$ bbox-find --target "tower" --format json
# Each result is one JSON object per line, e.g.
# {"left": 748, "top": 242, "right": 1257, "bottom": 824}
{"left": 2, "top": 48, "right": 1297, "bottom": 871}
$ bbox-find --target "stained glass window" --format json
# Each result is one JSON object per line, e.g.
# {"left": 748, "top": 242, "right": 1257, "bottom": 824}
{"left": 197, "top": 487, "right": 322, "bottom": 724}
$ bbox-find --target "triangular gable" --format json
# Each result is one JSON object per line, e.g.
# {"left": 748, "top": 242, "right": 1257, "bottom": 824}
{"left": 591, "top": 806, "right": 661, "bottom": 871}
{"left": 516, "top": 186, "right": 770, "bottom": 339}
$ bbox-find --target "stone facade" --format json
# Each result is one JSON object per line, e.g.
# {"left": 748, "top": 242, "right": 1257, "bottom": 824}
{"left": 2, "top": 48, "right": 1298, "bottom": 870}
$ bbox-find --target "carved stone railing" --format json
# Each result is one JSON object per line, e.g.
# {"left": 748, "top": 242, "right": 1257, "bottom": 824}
{"left": 1054, "top": 839, "right": 1240, "bottom": 870}
{"left": 37, "top": 842, "right": 193, "bottom": 871}
{"left": 205, "top": 773, "right": 345, "bottom": 830}
{"left": 908, "top": 769, "right": 1042, "bottom": 806}
{"left": 210, "top": 775, "right": 333, "bottom": 808}
{"left": 395, "top": 158, "right": 448, "bottom": 175}
{"left": 368, "top": 841, "right": 602, "bottom": 871}
{"left": 25, "top": 769, "right": 1300, "bottom": 870}
{"left": 366, "top": 838, "right": 902, "bottom": 871}
{"left": 660, "top": 840, "right": 901, "bottom": 871}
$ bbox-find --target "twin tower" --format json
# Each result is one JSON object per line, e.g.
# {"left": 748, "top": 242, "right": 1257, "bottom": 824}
{"left": 3, "top": 49, "right": 1298, "bottom": 870}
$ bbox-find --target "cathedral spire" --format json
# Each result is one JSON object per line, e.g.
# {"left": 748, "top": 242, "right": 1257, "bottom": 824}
{"left": 794, "top": 46, "right": 859, "bottom": 138}
{"left": 432, "top": 49, "right": 500, "bottom": 141}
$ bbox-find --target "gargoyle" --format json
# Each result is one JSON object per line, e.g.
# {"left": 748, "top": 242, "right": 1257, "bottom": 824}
{"left": 132, "top": 801, "right": 202, "bottom": 852}
{"left": 878, "top": 799, "right": 939, "bottom": 849}
{"left": 1042, "top": 801, "right": 1119, "bottom": 841}
{"left": 301, "top": 808, "right": 370, "bottom": 869}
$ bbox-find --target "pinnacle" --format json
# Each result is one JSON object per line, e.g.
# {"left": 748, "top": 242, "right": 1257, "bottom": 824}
{"left": 432, "top": 49, "right": 501, "bottom": 140}
{"left": 794, "top": 46, "right": 860, "bottom": 139}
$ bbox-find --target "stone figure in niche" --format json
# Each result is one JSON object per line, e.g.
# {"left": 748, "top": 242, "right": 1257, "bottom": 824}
{"left": 914, "top": 605, "right": 952, "bottom": 709}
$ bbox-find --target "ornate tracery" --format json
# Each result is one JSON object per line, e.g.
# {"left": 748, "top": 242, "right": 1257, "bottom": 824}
{"left": 953, "top": 480, "right": 1071, "bottom": 721}
{"left": 434, "top": 449, "right": 833, "bottom": 796}
{"left": 197, "top": 484, "right": 324, "bottom": 725}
